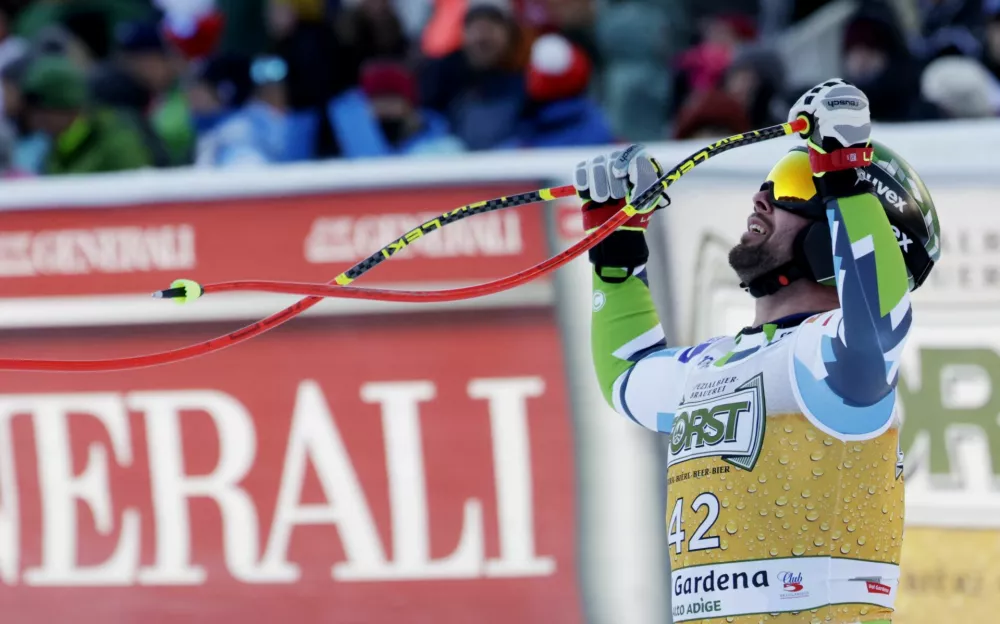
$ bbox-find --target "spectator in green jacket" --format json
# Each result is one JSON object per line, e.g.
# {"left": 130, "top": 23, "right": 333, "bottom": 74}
{"left": 90, "top": 21, "right": 193, "bottom": 165}
{"left": 22, "top": 55, "right": 155, "bottom": 175}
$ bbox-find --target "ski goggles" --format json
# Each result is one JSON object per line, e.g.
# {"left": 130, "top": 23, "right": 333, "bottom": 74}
{"left": 761, "top": 148, "right": 826, "bottom": 220}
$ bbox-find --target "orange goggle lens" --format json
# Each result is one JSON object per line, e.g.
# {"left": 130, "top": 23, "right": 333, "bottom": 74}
{"left": 764, "top": 149, "right": 818, "bottom": 205}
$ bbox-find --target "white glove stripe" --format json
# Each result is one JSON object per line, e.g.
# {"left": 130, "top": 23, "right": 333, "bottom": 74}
{"left": 590, "top": 158, "right": 612, "bottom": 204}
{"left": 573, "top": 162, "right": 589, "bottom": 194}
{"left": 607, "top": 150, "right": 627, "bottom": 200}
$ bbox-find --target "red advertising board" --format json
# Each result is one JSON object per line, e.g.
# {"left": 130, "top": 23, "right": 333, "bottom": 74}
{"left": 0, "top": 183, "right": 548, "bottom": 298}
{"left": 0, "top": 307, "right": 582, "bottom": 623}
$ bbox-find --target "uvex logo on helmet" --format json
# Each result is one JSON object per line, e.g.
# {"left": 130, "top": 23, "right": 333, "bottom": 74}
{"left": 892, "top": 225, "right": 913, "bottom": 253}
{"left": 856, "top": 169, "right": 908, "bottom": 213}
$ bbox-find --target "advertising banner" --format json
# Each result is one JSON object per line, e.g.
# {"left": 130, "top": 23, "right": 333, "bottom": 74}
{"left": 0, "top": 308, "right": 583, "bottom": 623}
{"left": 0, "top": 183, "right": 548, "bottom": 299}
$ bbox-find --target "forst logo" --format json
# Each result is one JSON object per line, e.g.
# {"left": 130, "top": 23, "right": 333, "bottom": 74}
{"left": 778, "top": 571, "right": 804, "bottom": 593}
{"left": 667, "top": 375, "right": 766, "bottom": 471}
{"left": 669, "top": 403, "right": 745, "bottom": 453}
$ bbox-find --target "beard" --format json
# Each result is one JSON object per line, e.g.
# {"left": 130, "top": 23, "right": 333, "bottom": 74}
{"left": 728, "top": 238, "right": 787, "bottom": 285}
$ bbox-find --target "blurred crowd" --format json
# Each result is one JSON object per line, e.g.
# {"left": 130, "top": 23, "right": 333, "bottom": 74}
{"left": 0, "top": 0, "right": 997, "bottom": 177}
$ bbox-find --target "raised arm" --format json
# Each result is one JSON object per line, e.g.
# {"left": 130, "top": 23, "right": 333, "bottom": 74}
{"left": 576, "top": 147, "right": 688, "bottom": 430}
{"left": 824, "top": 190, "right": 910, "bottom": 404}
{"left": 789, "top": 80, "right": 913, "bottom": 408}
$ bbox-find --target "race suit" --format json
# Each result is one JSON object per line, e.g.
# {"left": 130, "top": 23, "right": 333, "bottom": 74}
{"left": 591, "top": 189, "right": 910, "bottom": 624}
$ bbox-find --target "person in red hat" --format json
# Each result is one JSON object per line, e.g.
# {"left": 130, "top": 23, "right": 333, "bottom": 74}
{"left": 155, "top": 0, "right": 225, "bottom": 60}
{"left": 328, "top": 59, "right": 464, "bottom": 158}
{"left": 505, "top": 33, "right": 613, "bottom": 148}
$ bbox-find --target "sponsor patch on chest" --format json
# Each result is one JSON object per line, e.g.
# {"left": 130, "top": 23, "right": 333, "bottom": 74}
{"left": 669, "top": 374, "right": 766, "bottom": 471}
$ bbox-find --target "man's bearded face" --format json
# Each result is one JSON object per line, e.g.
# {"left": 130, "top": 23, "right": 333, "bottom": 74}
{"left": 729, "top": 189, "right": 813, "bottom": 285}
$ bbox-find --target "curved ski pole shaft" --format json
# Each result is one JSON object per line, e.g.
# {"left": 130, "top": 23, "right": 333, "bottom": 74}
{"left": 177, "top": 119, "right": 808, "bottom": 303}
{"left": 154, "top": 184, "right": 579, "bottom": 301}
{"left": 0, "top": 120, "right": 803, "bottom": 372}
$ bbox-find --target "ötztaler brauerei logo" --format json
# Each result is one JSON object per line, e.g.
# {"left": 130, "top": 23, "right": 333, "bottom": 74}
{"left": 668, "top": 374, "right": 766, "bottom": 471}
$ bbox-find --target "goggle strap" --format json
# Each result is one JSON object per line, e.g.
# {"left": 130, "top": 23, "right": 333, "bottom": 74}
{"left": 809, "top": 147, "right": 873, "bottom": 173}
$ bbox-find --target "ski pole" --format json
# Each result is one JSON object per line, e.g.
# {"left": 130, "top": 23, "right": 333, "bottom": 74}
{"left": 0, "top": 118, "right": 806, "bottom": 372}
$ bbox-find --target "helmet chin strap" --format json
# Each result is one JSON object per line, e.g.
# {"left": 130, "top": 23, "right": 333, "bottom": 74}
{"left": 741, "top": 261, "right": 808, "bottom": 298}
{"left": 740, "top": 220, "right": 834, "bottom": 299}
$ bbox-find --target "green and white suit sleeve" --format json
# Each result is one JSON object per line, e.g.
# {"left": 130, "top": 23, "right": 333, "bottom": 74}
{"left": 592, "top": 264, "right": 691, "bottom": 431}
{"left": 581, "top": 145, "right": 685, "bottom": 431}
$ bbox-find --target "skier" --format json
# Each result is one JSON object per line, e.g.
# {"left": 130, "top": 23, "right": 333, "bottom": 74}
{"left": 576, "top": 79, "right": 940, "bottom": 623}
